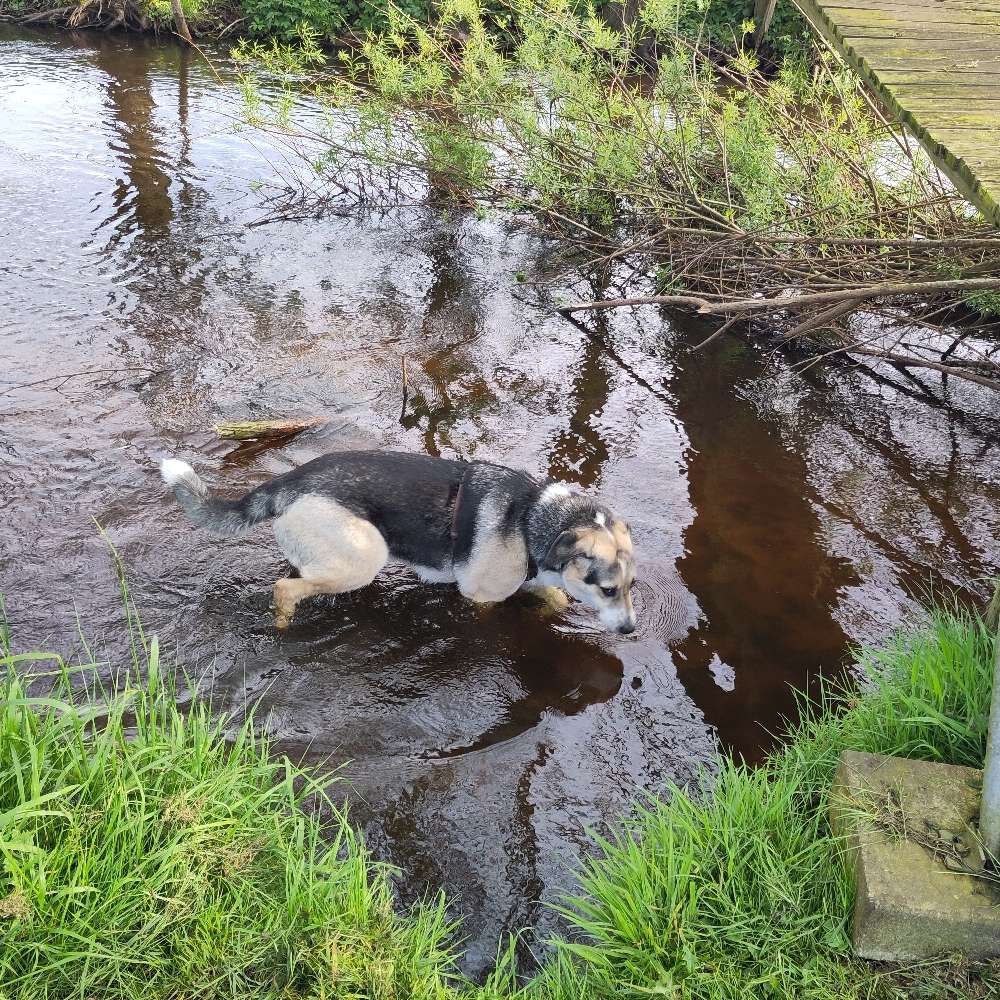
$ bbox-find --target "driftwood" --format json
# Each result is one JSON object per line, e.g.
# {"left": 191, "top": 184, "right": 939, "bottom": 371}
{"left": 215, "top": 417, "right": 327, "bottom": 442}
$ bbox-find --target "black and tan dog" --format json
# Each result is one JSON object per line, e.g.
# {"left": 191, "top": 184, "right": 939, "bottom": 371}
{"left": 161, "top": 450, "right": 637, "bottom": 633}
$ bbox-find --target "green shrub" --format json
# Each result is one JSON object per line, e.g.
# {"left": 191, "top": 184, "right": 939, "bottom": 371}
{"left": 239, "top": 0, "right": 340, "bottom": 40}
{"left": 639, "top": 0, "right": 812, "bottom": 59}
{"left": 237, "top": 0, "right": 432, "bottom": 41}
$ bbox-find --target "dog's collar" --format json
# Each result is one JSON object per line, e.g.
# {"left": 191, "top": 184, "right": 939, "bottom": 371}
{"left": 449, "top": 465, "right": 469, "bottom": 548}
{"left": 449, "top": 463, "right": 540, "bottom": 579}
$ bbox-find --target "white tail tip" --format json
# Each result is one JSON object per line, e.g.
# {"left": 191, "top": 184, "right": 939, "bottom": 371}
{"left": 160, "top": 457, "right": 195, "bottom": 487}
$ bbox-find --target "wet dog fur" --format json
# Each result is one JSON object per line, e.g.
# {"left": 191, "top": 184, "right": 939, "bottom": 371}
{"left": 160, "top": 450, "right": 636, "bottom": 633}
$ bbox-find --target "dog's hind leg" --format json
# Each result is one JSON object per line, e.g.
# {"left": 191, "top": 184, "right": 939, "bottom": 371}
{"left": 272, "top": 577, "right": 320, "bottom": 630}
{"left": 271, "top": 496, "right": 388, "bottom": 629}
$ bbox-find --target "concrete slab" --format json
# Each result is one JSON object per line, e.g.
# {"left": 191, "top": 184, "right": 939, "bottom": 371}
{"left": 830, "top": 750, "right": 1000, "bottom": 962}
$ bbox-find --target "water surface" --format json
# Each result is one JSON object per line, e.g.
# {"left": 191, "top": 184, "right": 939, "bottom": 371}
{"left": 1, "top": 26, "right": 998, "bottom": 974}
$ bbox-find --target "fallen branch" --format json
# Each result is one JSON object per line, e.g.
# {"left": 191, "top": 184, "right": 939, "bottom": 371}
{"left": 559, "top": 278, "right": 1000, "bottom": 319}
{"left": 0, "top": 366, "right": 161, "bottom": 397}
{"left": 843, "top": 349, "right": 1000, "bottom": 392}
{"left": 215, "top": 417, "right": 327, "bottom": 442}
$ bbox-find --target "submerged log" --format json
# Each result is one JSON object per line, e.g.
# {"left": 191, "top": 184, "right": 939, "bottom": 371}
{"left": 215, "top": 417, "right": 327, "bottom": 442}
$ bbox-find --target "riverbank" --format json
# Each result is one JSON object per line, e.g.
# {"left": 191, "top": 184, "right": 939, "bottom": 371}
{"left": 2, "top": 597, "right": 994, "bottom": 998}
{"left": 1, "top": 0, "right": 809, "bottom": 51}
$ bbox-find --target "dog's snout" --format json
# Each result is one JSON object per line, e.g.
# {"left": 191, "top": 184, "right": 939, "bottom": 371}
{"left": 617, "top": 620, "right": 636, "bottom": 635}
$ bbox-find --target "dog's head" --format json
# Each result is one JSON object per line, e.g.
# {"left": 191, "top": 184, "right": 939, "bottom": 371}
{"left": 544, "top": 510, "right": 636, "bottom": 634}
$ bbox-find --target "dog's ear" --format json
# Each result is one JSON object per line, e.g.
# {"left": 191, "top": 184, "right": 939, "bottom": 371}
{"left": 542, "top": 529, "right": 580, "bottom": 570}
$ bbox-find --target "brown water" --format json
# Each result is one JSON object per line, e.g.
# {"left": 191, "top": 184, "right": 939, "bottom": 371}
{"left": 2, "top": 26, "right": 999, "bottom": 975}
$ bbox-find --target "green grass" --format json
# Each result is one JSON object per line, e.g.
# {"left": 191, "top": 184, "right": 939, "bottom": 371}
{"left": 531, "top": 599, "right": 996, "bottom": 1000}
{"left": 1, "top": 596, "right": 996, "bottom": 999}
{"left": 0, "top": 609, "right": 458, "bottom": 999}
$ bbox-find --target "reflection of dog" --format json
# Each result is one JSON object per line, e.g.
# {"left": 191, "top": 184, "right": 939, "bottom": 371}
{"left": 160, "top": 450, "right": 637, "bottom": 633}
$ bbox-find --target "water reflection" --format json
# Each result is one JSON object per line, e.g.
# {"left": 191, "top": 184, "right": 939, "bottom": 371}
{"left": 670, "top": 324, "right": 857, "bottom": 761}
{"left": 547, "top": 306, "right": 613, "bottom": 487}
{"left": 1, "top": 24, "right": 998, "bottom": 979}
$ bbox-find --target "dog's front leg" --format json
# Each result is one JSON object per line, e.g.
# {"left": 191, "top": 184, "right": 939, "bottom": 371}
{"left": 521, "top": 580, "right": 570, "bottom": 614}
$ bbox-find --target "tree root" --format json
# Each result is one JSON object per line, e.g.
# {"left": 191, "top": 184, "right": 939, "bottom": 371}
{"left": 15, "top": 0, "right": 158, "bottom": 31}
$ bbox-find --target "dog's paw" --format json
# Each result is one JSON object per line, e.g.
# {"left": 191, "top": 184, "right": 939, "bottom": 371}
{"left": 531, "top": 585, "right": 570, "bottom": 615}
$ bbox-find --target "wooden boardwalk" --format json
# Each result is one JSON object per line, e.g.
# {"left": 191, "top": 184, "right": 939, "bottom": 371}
{"left": 784, "top": 1, "right": 1000, "bottom": 226}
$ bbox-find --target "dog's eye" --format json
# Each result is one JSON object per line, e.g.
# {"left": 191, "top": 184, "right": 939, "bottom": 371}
{"left": 600, "top": 585, "right": 618, "bottom": 598}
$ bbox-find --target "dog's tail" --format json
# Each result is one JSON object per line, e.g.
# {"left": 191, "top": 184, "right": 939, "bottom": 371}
{"left": 160, "top": 458, "right": 273, "bottom": 537}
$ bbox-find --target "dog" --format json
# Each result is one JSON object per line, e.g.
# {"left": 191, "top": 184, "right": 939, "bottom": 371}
{"left": 160, "top": 450, "right": 637, "bottom": 633}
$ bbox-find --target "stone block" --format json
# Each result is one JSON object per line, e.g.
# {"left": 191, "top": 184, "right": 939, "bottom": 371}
{"left": 830, "top": 750, "right": 1000, "bottom": 962}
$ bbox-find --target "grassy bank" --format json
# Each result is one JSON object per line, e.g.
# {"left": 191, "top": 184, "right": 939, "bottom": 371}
{"left": 1, "top": 598, "right": 996, "bottom": 998}
{"left": 0, "top": 617, "right": 457, "bottom": 998}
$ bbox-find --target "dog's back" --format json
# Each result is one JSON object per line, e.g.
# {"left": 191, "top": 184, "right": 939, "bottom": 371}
{"left": 162, "top": 450, "right": 469, "bottom": 563}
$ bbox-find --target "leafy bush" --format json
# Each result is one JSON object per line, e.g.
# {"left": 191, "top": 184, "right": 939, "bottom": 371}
{"left": 640, "top": 0, "right": 812, "bottom": 59}
{"left": 239, "top": 0, "right": 340, "bottom": 40}
{"left": 237, "top": 0, "right": 431, "bottom": 40}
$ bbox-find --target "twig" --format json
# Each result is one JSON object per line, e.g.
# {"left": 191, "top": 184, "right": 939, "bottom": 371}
{"left": 399, "top": 354, "right": 410, "bottom": 423}
{"left": 846, "top": 349, "right": 1000, "bottom": 392}
{"left": 691, "top": 314, "right": 741, "bottom": 351}
{"left": 0, "top": 366, "right": 161, "bottom": 397}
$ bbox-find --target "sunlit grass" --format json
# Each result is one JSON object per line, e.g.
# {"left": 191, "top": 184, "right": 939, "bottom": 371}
{"left": 0, "top": 607, "right": 458, "bottom": 999}
{"left": 1, "top": 594, "right": 994, "bottom": 999}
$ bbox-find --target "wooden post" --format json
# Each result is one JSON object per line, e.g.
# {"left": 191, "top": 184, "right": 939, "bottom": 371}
{"left": 752, "top": 0, "right": 778, "bottom": 47}
{"left": 982, "top": 583, "right": 1000, "bottom": 860}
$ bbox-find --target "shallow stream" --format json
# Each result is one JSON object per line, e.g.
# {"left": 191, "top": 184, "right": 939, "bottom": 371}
{"left": 1, "top": 25, "right": 998, "bottom": 974}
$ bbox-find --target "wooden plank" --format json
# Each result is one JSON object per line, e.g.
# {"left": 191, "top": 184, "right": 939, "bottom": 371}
{"left": 822, "top": 1, "right": 1000, "bottom": 14}
{"left": 796, "top": 0, "right": 1000, "bottom": 225}
{"left": 822, "top": 10, "right": 1000, "bottom": 28}
{"left": 888, "top": 84, "right": 1000, "bottom": 99}
{"left": 842, "top": 27, "right": 1000, "bottom": 40}
{"left": 856, "top": 58, "right": 1000, "bottom": 74}
{"left": 880, "top": 71, "right": 1000, "bottom": 84}
{"left": 897, "top": 97, "right": 1000, "bottom": 111}
{"left": 856, "top": 44, "right": 1000, "bottom": 57}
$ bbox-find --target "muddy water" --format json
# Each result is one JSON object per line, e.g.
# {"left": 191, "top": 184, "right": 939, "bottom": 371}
{"left": 2, "top": 26, "right": 999, "bottom": 975}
